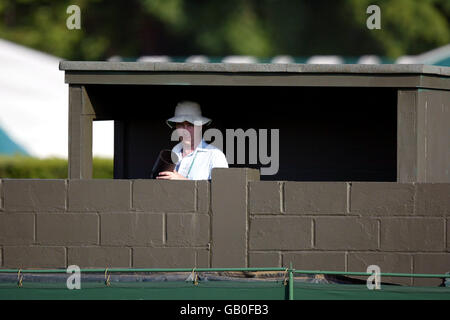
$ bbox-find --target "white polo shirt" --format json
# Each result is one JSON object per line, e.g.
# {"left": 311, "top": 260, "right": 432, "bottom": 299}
{"left": 172, "top": 139, "right": 228, "bottom": 180}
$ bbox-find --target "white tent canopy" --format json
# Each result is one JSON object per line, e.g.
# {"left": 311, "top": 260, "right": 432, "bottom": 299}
{"left": 0, "top": 38, "right": 113, "bottom": 158}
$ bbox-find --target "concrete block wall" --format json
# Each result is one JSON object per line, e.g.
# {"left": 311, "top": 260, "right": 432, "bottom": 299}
{"left": 248, "top": 181, "right": 450, "bottom": 286}
{"left": 1, "top": 172, "right": 449, "bottom": 286}
{"left": 0, "top": 179, "right": 211, "bottom": 269}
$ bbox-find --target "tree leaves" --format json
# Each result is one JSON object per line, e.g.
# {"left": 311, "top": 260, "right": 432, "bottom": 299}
{"left": 0, "top": 0, "right": 448, "bottom": 60}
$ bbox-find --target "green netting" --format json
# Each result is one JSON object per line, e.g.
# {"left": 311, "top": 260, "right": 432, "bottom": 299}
{"left": 1, "top": 268, "right": 449, "bottom": 300}
{"left": 1, "top": 281, "right": 449, "bottom": 300}
{"left": 292, "top": 282, "right": 450, "bottom": 300}
{"left": 0, "top": 281, "right": 287, "bottom": 300}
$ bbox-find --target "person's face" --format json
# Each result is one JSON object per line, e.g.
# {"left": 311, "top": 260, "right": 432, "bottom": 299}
{"left": 175, "top": 121, "right": 202, "bottom": 144}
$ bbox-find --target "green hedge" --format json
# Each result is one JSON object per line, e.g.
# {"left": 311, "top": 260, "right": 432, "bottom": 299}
{"left": 0, "top": 155, "right": 113, "bottom": 179}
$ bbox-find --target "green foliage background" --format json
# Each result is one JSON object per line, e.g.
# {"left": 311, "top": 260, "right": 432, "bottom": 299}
{"left": 0, "top": 1, "right": 448, "bottom": 178}
{"left": 0, "top": 155, "right": 113, "bottom": 179}
{"left": 0, "top": 0, "right": 449, "bottom": 60}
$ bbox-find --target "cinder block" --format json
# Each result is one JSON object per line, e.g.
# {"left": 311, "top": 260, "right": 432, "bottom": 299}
{"left": 211, "top": 168, "right": 259, "bottom": 267}
{"left": 315, "top": 217, "right": 378, "bottom": 250}
{"left": 68, "top": 179, "right": 131, "bottom": 212}
{"left": 282, "top": 252, "right": 345, "bottom": 271}
{"left": 196, "top": 250, "right": 210, "bottom": 268}
{"left": 166, "top": 213, "right": 210, "bottom": 246}
{"left": 351, "top": 182, "right": 414, "bottom": 215}
{"left": 249, "top": 181, "right": 281, "bottom": 214}
{"left": 347, "top": 252, "right": 413, "bottom": 285}
{"left": 133, "top": 247, "right": 197, "bottom": 268}
{"left": 3, "top": 179, "right": 66, "bottom": 212}
{"left": 100, "top": 213, "right": 163, "bottom": 246}
{"left": 133, "top": 180, "right": 196, "bottom": 212}
{"left": 380, "top": 218, "right": 445, "bottom": 251}
{"left": 249, "top": 252, "right": 280, "bottom": 268}
{"left": 413, "top": 253, "right": 450, "bottom": 286}
{"left": 68, "top": 247, "right": 131, "bottom": 268}
{"left": 284, "top": 182, "right": 347, "bottom": 215}
{"left": 415, "top": 183, "right": 450, "bottom": 216}
{"left": 36, "top": 213, "right": 98, "bottom": 245}
{"left": 3, "top": 246, "right": 66, "bottom": 268}
{"left": 197, "top": 181, "right": 210, "bottom": 214}
{"left": 249, "top": 217, "right": 312, "bottom": 250}
{"left": 0, "top": 213, "right": 34, "bottom": 245}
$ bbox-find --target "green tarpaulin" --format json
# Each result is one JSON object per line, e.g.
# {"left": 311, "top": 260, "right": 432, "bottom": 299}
{"left": 1, "top": 281, "right": 449, "bottom": 300}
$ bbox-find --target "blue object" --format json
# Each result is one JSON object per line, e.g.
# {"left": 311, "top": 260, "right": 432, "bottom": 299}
{"left": 0, "top": 125, "right": 29, "bottom": 156}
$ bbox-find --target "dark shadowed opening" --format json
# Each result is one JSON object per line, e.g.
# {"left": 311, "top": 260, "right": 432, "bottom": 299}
{"left": 86, "top": 84, "right": 397, "bottom": 181}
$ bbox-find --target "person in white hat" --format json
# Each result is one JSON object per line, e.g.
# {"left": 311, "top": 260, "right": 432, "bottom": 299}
{"left": 156, "top": 101, "right": 228, "bottom": 180}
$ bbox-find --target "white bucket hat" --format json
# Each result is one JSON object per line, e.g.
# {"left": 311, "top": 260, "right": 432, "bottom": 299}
{"left": 166, "top": 101, "right": 212, "bottom": 128}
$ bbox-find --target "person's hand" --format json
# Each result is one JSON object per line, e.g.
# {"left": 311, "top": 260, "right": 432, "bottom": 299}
{"left": 156, "top": 170, "right": 188, "bottom": 180}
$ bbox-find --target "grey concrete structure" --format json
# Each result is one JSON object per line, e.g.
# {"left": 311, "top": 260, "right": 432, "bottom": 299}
{"left": 60, "top": 62, "right": 450, "bottom": 182}
{"left": 1, "top": 172, "right": 449, "bottom": 286}
{"left": 1, "top": 62, "right": 449, "bottom": 287}
{"left": 211, "top": 168, "right": 259, "bottom": 267}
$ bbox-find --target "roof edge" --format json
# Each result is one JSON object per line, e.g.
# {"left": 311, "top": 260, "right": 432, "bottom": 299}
{"left": 59, "top": 61, "right": 449, "bottom": 76}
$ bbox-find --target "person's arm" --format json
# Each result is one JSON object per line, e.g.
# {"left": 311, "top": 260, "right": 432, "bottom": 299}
{"left": 156, "top": 170, "right": 188, "bottom": 180}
